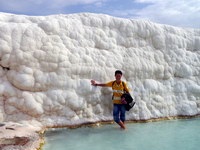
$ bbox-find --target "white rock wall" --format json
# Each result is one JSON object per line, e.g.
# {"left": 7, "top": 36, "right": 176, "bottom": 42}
{"left": 0, "top": 13, "right": 200, "bottom": 126}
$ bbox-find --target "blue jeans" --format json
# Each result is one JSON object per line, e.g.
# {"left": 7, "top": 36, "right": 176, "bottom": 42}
{"left": 113, "top": 104, "right": 126, "bottom": 123}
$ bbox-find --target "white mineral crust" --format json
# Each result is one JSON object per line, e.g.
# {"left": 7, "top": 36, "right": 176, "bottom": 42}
{"left": 0, "top": 12, "right": 200, "bottom": 127}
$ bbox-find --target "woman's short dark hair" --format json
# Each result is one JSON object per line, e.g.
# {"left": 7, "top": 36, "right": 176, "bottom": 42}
{"left": 115, "top": 70, "right": 123, "bottom": 76}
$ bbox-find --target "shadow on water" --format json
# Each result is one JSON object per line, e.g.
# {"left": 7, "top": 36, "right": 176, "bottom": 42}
{"left": 43, "top": 118, "right": 200, "bottom": 150}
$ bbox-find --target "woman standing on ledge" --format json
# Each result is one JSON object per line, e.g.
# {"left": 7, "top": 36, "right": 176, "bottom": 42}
{"left": 91, "top": 70, "right": 130, "bottom": 129}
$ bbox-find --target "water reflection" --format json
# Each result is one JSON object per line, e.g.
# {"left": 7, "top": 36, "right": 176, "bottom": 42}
{"left": 43, "top": 118, "right": 200, "bottom": 150}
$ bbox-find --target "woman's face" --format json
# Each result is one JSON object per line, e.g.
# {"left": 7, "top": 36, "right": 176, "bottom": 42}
{"left": 115, "top": 73, "right": 122, "bottom": 81}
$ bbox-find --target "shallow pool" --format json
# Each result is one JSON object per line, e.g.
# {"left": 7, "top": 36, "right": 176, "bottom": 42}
{"left": 43, "top": 118, "right": 200, "bottom": 150}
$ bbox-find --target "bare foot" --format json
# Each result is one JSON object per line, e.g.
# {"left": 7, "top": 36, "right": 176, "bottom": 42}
{"left": 118, "top": 121, "right": 126, "bottom": 129}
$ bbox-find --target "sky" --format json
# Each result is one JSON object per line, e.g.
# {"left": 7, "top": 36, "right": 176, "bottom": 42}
{"left": 0, "top": 0, "right": 200, "bottom": 29}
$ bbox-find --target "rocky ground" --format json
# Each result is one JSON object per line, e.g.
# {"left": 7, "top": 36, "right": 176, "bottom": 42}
{"left": 0, "top": 122, "right": 43, "bottom": 150}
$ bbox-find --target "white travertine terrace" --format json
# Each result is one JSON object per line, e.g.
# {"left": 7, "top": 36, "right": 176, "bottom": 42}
{"left": 0, "top": 12, "right": 200, "bottom": 129}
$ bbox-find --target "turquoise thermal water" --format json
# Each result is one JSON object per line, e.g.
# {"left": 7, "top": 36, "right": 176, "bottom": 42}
{"left": 43, "top": 118, "right": 200, "bottom": 150}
